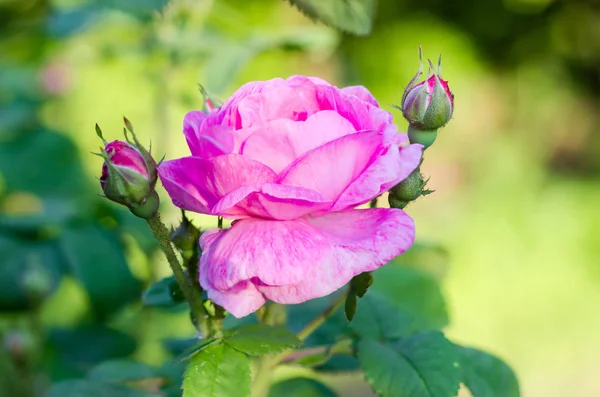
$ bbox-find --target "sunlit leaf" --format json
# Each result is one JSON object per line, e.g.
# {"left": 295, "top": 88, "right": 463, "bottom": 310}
{"left": 357, "top": 332, "right": 461, "bottom": 397}
{"left": 458, "top": 346, "right": 520, "bottom": 397}
{"left": 182, "top": 343, "right": 251, "bottom": 397}
{"left": 223, "top": 324, "right": 301, "bottom": 356}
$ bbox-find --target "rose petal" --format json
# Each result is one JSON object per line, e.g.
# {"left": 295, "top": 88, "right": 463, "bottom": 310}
{"left": 279, "top": 131, "right": 384, "bottom": 202}
{"left": 341, "top": 85, "right": 379, "bottom": 107}
{"left": 158, "top": 155, "right": 277, "bottom": 214}
{"left": 184, "top": 110, "right": 234, "bottom": 158}
{"left": 199, "top": 217, "right": 330, "bottom": 295}
{"left": 213, "top": 183, "right": 333, "bottom": 220}
{"left": 316, "top": 85, "right": 392, "bottom": 132}
{"left": 236, "top": 80, "right": 321, "bottom": 128}
{"left": 258, "top": 208, "right": 415, "bottom": 304}
{"left": 199, "top": 208, "right": 415, "bottom": 316}
{"left": 241, "top": 111, "right": 357, "bottom": 173}
{"left": 332, "top": 143, "right": 423, "bottom": 211}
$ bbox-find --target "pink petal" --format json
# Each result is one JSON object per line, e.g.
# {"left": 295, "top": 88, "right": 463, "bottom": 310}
{"left": 198, "top": 208, "right": 415, "bottom": 317}
{"left": 287, "top": 75, "right": 331, "bottom": 87}
{"left": 241, "top": 111, "right": 357, "bottom": 173}
{"left": 199, "top": 217, "right": 330, "bottom": 300}
{"left": 184, "top": 110, "right": 234, "bottom": 158}
{"left": 236, "top": 80, "right": 321, "bottom": 128}
{"left": 279, "top": 131, "right": 384, "bottom": 202}
{"left": 332, "top": 143, "right": 423, "bottom": 211}
{"left": 258, "top": 208, "right": 415, "bottom": 304}
{"left": 316, "top": 85, "right": 392, "bottom": 132}
{"left": 158, "top": 155, "right": 277, "bottom": 215}
{"left": 213, "top": 183, "right": 333, "bottom": 220}
{"left": 341, "top": 85, "right": 379, "bottom": 107}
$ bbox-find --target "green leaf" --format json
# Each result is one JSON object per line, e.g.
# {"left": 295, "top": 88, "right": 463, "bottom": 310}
{"left": 204, "top": 44, "right": 256, "bottom": 94}
{"left": 350, "top": 291, "right": 415, "bottom": 340}
{"left": 45, "top": 325, "right": 137, "bottom": 380}
{"left": 393, "top": 243, "right": 450, "bottom": 282}
{"left": 0, "top": 235, "right": 63, "bottom": 310}
{"left": 287, "top": 0, "right": 375, "bottom": 36}
{"left": 182, "top": 343, "right": 251, "bottom": 397}
{"left": 357, "top": 332, "right": 461, "bottom": 397}
{"left": 0, "top": 129, "right": 89, "bottom": 197}
{"left": 47, "top": 5, "right": 102, "bottom": 37}
{"left": 458, "top": 346, "right": 520, "bottom": 397}
{"left": 372, "top": 264, "right": 449, "bottom": 331}
{"left": 142, "top": 276, "right": 185, "bottom": 308}
{"left": 47, "top": 379, "right": 161, "bottom": 397}
{"left": 59, "top": 222, "right": 142, "bottom": 317}
{"left": 88, "top": 360, "right": 156, "bottom": 383}
{"left": 223, "top": 324, "right": 301, "bottom": 355}
{"left": 268, "top": 378, "right": 339, "bottom": 397}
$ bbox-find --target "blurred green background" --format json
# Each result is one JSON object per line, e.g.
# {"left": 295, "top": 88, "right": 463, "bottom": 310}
{"left": 1, "top": 0, "right": 600, "bottom": 396}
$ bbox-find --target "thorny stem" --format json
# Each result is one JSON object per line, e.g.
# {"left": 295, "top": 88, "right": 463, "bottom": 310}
{"left": 146, "top": 213, "right": 209, "bottom": 337}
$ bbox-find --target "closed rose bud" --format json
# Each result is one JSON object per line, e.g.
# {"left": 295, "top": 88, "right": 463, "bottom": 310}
{"left": 402, "top": 74, "right": 453, "bottom": 131}
{"left": 100, "top": 140, "right": 159, "bottom": 219}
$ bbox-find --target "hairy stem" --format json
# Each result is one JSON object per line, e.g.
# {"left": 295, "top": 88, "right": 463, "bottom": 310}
{"left": 147, "top": 213, "right": 209, "bottom": 337}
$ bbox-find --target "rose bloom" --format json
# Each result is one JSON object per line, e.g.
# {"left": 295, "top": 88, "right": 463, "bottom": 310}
{"left": 159, "top": 76, "right": 422, "bottom": 317}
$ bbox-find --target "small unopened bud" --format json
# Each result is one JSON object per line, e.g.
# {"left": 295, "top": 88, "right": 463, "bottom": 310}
{"left": 97, "top": 120, "right": 159, "bottom": 219}
{"left": 388, "top": 169, "right": 428, "bottom": 209}
{"left": 170, "top": 212, "right": 201, "bottom": 262}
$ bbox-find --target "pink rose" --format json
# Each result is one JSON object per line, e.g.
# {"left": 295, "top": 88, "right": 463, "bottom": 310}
{"left": 159, "top": 76, "right": 423, "bottom": 317}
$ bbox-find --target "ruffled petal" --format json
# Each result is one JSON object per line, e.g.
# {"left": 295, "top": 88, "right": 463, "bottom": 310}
{"left": 279, "top": 131, "right": 384, "bottom": 202}
{"left": 213, "top": 183, "right": 333, "bottom": 220}
{"left": 184, "top": 110, "right": 234, "bottom": 158}
{"left": 316, "top": 85, "right": 392, "bottom": 132}
{"left": 198, "top": 218, "right": 330, "bottom": 311}
{"left": 158, "top": 155, "right": 277, "bottom": 214}
{"left": 258, "top": 208, "right": 415, "bottom": 304}
{"left": 236, "top": 79, "right": 322, "bottom": 128}
{"left": 340, "top": 85, "right": 379, "bottom": 107}
{"left": 198, "top": 208, "right": 415, "bottom": 317}
{"left": 241, "top": 111, "right": 357, "bottom": 173}
{"left": 332, "top": 143, "right": 423, "bottom": 211}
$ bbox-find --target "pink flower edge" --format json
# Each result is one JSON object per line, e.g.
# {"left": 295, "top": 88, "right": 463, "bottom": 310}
{"left": 199, "top": 208, "right": 415, "bottom": 318}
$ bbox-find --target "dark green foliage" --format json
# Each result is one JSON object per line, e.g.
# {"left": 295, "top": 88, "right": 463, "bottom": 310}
{"left": 47, "top": 379, "right": 161, "bottom": 397}
{"left": 44, "top": 325, "right": 137, "bottom": 380}
{"left": 268, "top": 378, "right": 339, "bottom": 397}
{"left": 287, "top": 0, "right": 376, "bottom": 36}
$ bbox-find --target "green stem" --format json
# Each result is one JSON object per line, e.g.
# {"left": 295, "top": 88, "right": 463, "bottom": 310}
{"left": 251, "top": 293, "right": 347, "bottom": 396}
{"left": 146, "top": 213, "right": 209, "bottom": 336}
{"left": 297, "top": 292, "right": 346, "bottom": 341}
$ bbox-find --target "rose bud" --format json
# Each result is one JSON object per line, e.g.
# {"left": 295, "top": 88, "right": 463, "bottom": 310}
{"left": 388, "top": 169, "right": 428, "bottom": 209}
{"left": 98, "top": 123, "right": 159, "bottom": 219}
{"left": 400, "top": 50, "right": 454, "bottom": 148}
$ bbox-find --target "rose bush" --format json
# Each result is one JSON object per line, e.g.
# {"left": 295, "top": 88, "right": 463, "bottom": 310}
{"left": 159, "top": 76, "right": 423, "bottom": 317}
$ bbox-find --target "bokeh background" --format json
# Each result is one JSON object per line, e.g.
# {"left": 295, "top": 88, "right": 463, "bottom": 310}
{"left": 1, "top": 0, "right": 599, "bottom": 396}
